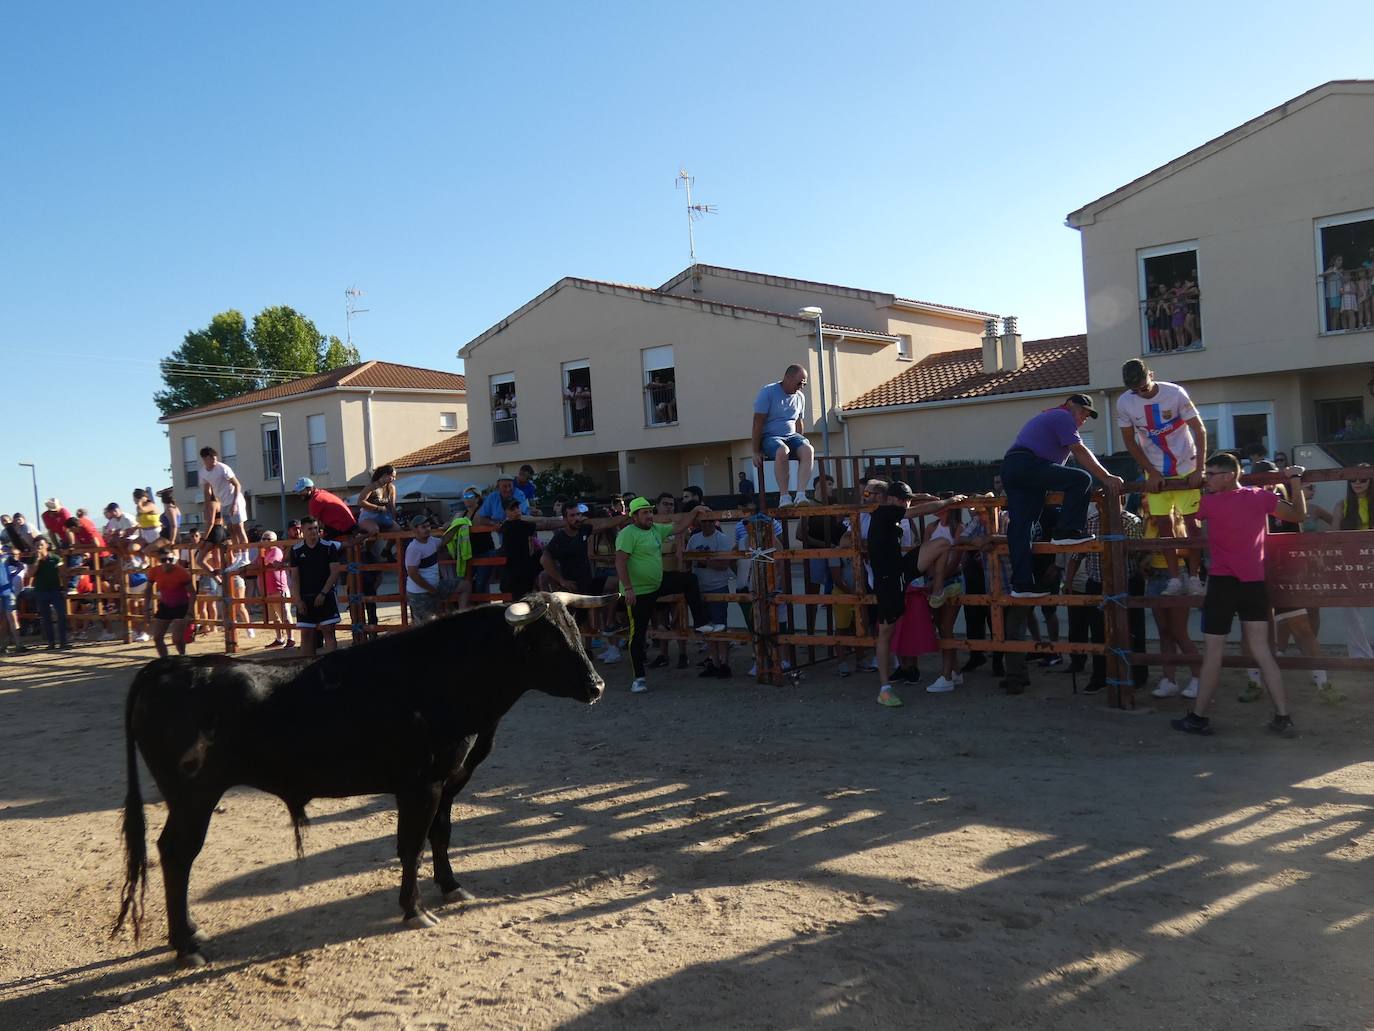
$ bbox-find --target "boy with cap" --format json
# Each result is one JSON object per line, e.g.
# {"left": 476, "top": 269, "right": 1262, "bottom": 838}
{"left": 1000, "top": 395, "right": 1124, "bottom": 598}
{"left": 1116, "top": 359, "right": 1208, "bottom": 596}
{"left": 616, "top": 497, "right": 723, "bottom": 693}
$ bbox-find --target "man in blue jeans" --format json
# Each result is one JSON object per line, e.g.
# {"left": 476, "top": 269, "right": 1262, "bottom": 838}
{"left": 1001, "top": 394, "right": 1123, "bottom": 599}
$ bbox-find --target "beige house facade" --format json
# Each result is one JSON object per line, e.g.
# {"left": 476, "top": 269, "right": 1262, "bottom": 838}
{"left": 455, "top": 265, "right": 995, "bottom": 496}
{"left": 1067, "top": 80, "right": 1374, "bottom": 457}
{"left": 159, "top": 361, "right": 468, "bottom": 525}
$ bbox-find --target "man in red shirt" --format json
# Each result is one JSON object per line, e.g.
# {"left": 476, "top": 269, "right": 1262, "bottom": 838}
{"left": 294, "top": 478, "right": 357, "bottom": 539}
{"left": 41, "top": 498, "right": 73, "bottom": 545}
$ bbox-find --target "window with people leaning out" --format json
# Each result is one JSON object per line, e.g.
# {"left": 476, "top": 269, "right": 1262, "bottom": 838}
{"left": 1139, "top": 244, "right": 1202, "bottom": 354}
{"left": 562, "top": 362, "right": 594, "bottom": 435}
{"left": 643, "top": 347, "right": 677, "bottom": 427}
{"left": 491, "top": 374, "right": 518, "bottom": 444}
{"left": 1318, "top": 211, "right": 1374, "bottom": 334}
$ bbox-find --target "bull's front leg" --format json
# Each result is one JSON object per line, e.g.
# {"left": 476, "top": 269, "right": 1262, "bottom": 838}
{"left": 429, "top": 784, "right": 475, "bottom": 902}
{"left": 396, "top": 786, "right": 443, "bottom": 928}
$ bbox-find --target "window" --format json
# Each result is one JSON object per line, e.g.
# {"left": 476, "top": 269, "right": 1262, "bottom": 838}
{"left": 1138, "top": 242, "right": 1203, "bottom": 354}
{"left": 439, "top": 411, "right": 458, "bottom": 432}
{"left": 307, "top": 414, "right": 328, "bottom": 474}
{"left": 642, "top": 345, "right": 677, "bottom": 426}
{"left": 1197, "top": 401, "right": 1273, "bottom": 456}
{"left": 181, "top": 436, "right": 199, "bottom": 489}
{"left": 219, "top": 429, "right": 237, "bottom": 470}
{"left": 262, "top": 423, "right": 282, "bottom": 480}
{"left": 490, "top": 373, "right": 518, "bottom": 444}
{"left": 897, "top": 334, "right": 913, "bottom": 360}
{"left": 1315, "top": 397, "right": 1366, "bottom": 441}
{"left": 562, "top": 361, "right": 594, "bottom": 435}
{"left": 1315, "top": 209, "right": 1374, "bottom": 334}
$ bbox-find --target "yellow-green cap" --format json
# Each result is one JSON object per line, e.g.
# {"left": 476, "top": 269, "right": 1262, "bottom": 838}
{"left": 628, "top": 496, "right": 653, "bottom": 514}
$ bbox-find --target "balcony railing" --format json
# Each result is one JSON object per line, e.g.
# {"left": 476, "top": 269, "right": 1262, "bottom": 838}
{"left": 1320, "top": 268, "right": 1374, "bottom": 334}
{"left": 1139, "top": 290, "right": 1203, "bottom": 354}
{"left": 492, "top": 409, "right": 518, "bottom": 444}
{"left": 563, "top": 392, "right": 594, "bottom": 434}
{"left": 645, "top": 379, "right": 677, "bottom": 426}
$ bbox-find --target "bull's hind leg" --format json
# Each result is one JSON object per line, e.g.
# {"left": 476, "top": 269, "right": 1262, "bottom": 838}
{"left": 157, "top": 797, "right": 218, "bottom": 967}
{"left": 396, "top": 787, "right": 443, "bottom": 929}
{"left": 429, "top": 785, "right": 475, "bottom": 903}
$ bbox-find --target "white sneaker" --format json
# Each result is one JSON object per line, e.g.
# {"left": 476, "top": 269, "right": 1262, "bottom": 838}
{"left": 1161, "top": 578, "right": 1184, "bottom": 597}
{"left": 245, "top": 628, "right": 256, "bottom": 639}
{"left": 926, "top": 675, "right": 956, "bottom": 694}
{"left": 630, "top": 677, "right": 648, "bottom": 694}
{"left": 1186, "top": 575, "right": 1207, "bottom": 596}
{"left": 1182, "top": 677, "right": 1199, "bottom": 699}
{"left": 99, "top": 630, "right": 117, "bottom": 641}
{"left": 778, "top": 493, "right": 793, "bottom": 507}
{"left": 696, "top": 623, "right": 726, "bottom": 634}
{"left": 952, "top": 671, "right": 964, "bottom": 686}
{"left": 1246, "top": 668, "right": 1261, "bottom": 685}
{"left": 748, "top": 663, "right": 757, "bottom": 676}
{"left": 600, "top": 645, "right": 622, "bottom": 664}
{"left": 791, "top": 494, "right": 811, "bottom": 506}
{"left": 134, "top": 632, "right": 151, "bottom": 643}
{"left": 1151, "top": 677, "right": 1180, "bottom": 698}
{"left": 223, "top": 556, "right": 250, "bottom": 573}
{"left": 1312, "top": 670, "right": 1328, "bottom": 686}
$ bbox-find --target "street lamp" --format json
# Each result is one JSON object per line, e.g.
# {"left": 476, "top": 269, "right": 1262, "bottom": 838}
{"left": 17, "top": 461, "right": 40, "bottom": 527}
{"left": 798, "top": 307, "right": 830, "bottom": 457}
{"left": 261, "top": 412, "right": 287, "bottom": 530}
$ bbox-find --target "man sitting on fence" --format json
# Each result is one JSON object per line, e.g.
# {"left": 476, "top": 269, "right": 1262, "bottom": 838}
{"left": 1001, "top": 394, "right": 1124, "bottom": 598}
{"left": 752, "top": 364, "right": 814, "bottom": 507}
{"left": 1172, "top": 455, "right": 1307, "bottom": 739}
{"left": 616, "top": 497, "right": 723, "bottom": 695}
{"left": 294, "top": 478, "right": 358, "bottom": 541}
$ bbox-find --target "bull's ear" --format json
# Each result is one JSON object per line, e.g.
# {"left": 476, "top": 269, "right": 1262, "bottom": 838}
{"left": 505, "top": 596, "right": 549, "bottom": 627}
{"left": 550, "top": 591, "right": 617, "bottom": 610}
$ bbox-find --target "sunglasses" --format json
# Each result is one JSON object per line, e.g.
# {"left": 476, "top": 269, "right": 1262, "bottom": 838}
{"left": 1204, "top": 469, "right": 1232, "bottom": 477}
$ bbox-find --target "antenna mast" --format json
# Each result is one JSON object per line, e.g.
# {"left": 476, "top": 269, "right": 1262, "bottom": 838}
{"left": 675, "top": 169, "right": 717, "bottom": 263}
{"left": 345, "top": 286, "right": 369, "bottom": 348}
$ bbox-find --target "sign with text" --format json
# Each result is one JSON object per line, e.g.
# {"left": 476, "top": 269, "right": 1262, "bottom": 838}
{"left": 1265, "top": 531, "right": 1374, "bottom": 608}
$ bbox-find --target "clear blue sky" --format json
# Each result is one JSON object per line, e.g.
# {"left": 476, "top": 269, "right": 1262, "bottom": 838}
{"left": 1, "top": 1, "right": 1355, "bottom": 518}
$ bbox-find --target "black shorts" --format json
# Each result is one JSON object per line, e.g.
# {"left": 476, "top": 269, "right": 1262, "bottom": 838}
{"left": 155, "top": 602, "right": 189, "bottom": 622}
{"left": 205, "top": 524, "right": 228, "bottom": 545}
{"left": 322, "top": 524, "right": 354, "bottom": 541}
{"left": 1202, "top": 575, "right": 1269, "bottom": 635}
{"left": 874, "top": 573, "right": 905, "bottom": 625}
{"left": 297, "top": 593, "right": 341, "bottom": 629}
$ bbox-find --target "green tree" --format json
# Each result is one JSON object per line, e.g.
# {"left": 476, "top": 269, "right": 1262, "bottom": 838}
{"left": 250, "top": 306, "right": 324, "bottom": 378}
{"left": 531, "top": 463, "right": 600, "bottom": 511}
{"left": 153, "top": 310, "right": 257, "bottom": 416}
{"left": 321, "top": 334, "right": 360, "bottom": 369}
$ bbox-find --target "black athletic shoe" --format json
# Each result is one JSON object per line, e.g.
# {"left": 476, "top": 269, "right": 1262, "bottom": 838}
{"left": 1266, "top": 714, "right": 1298, "bottom": 739}
{"left": 1038, "top": 655, "right": 1064, "bottom": 668}
{"left": 677, "top": 653, "right": 689, "bottom": 670}
{"left": 991, "top": 657, "right": 1006, "bottom": 677}
{"left": 1051, "top": 530, "right": 1096, "bottom": 546}
{"left": 899, "top": 665, "right": 922, "bottom": 684}
{"left": 999, "top": 676, "right": 1029, "bottom": 695}
{"left": 960, "top": 654, "right": 986, "bottom": 673}
{"left": 1082, "top": 680, "right": 1105, "bottom": 694}
{"left": 713, "top": 664, "right": 732, "bottom": 679}
{"left": 649, "top": 654, "right": 669, "bottom": 669}
{"left": 698, "top": 661, "right": 717, "bottom": 678}
{"left": 1171, "top": 711, "right": 1213, "bottom": 736}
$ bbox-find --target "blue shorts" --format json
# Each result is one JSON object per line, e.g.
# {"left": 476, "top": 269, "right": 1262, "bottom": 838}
{"left": 0, "top": 593, "right": 14, "bottom": 615}
{"left": 359, "top": 510, "right": 396, "bottom": 530}
{"left": 761, "top": 433, "right": 808, "bottom": 460}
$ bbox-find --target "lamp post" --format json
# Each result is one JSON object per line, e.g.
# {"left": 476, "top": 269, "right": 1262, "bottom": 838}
{"left": 261, "top": 412, "right": 287, "bottom": 530}
{"left": 798, "top": 307, "right": 830, "bottom": 457}
{"left": 17, "top": 461, "right": 40, "bottom": 529}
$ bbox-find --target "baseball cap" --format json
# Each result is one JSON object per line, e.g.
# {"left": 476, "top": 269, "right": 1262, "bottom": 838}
{"left": 293, "top": 477, "right": 314, "bottom": 492}
{"left": 1066, "top": 393, "right": 1099, "bottom": 418}
{"left": 886, "top": 480, "right": 915, "bottom": 501}
{"left": 462, "top": 484, "right": 481, "bottom": 499}
{"left": 1121, "top": 359, "right": 1149, "bottom": 388}
{"left": 628, "top": 497, "right": 654, "bottom": 514}
{"left": 572, "top": 503, "right": 589, "bottom": 514}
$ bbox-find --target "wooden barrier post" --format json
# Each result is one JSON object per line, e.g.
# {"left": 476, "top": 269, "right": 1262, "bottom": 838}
{"left": 1100, "top": 487, "right": 1132, "bottom": 709}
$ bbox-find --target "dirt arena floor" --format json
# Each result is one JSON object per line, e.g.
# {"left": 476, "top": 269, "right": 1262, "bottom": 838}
{"left": 3, "top": 634, "right": 1374, "bottom": 1031}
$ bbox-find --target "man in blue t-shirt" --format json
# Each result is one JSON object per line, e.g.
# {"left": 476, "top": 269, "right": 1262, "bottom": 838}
{"left": 752, "top": 364, "right": 814, "bottom": 508}
{"left": 1000, "top": 394, "right": 1122, "bottom": 600}
{"left": 473, "top": 476, "right": 531, "bottom": 596}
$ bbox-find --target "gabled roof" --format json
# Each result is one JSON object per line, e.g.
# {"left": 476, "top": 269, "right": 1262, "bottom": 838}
{"left": 658, "top": 264, "right": 995, "bottom": 319}
{"left": 159, "top": 361, "right": 467, "bottom": 422}
{"left": 1067, "top": 80, "right": 1374, "bottom": 226}
{"left": 388, "top": 430, "right": 470, "bottom": 469}
{"left": 844, "top": 335, "right": 1087, "bottom": 411}
{"left": 458, "top": 276, "right": 811, "bottom": 358}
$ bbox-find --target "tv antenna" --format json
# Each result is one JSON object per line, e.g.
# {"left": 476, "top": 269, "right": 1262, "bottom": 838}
{"left": 345, "top": 286, "right": 369, "bottom": 348}
{"left": 675, "top": 168, "right": 717, "bottom": 263}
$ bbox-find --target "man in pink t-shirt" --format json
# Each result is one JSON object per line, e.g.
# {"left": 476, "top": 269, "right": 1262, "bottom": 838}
{"left": 1173, "top": 452, "right": 1307, "bottom": 739}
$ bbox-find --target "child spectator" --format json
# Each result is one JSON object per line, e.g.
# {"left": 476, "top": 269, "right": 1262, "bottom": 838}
{"left": 499, "top": 497, "right": 541, "bottom": 600}
{"left": 259, "top": 531, "right": 293, "bottom": 649}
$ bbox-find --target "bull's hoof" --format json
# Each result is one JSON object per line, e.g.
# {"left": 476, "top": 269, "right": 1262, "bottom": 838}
{"left": 403, "top": 911, "right": 439, "bottom": 929}
{"left": 442, "top": 886, "right": 477, "bottom": 904}
{"left": 189, "top": 927, "right": 209, "bottom": 945}
{"left": 177, "top": 950, "right": 208, "bottom": 969}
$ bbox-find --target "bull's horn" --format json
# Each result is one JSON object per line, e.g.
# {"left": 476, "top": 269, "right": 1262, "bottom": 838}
{"left": 550, "top": 592, "right": 618, "bottom": 610}
{"left": 505, "top": 597, "right": 549, "bottom": 626}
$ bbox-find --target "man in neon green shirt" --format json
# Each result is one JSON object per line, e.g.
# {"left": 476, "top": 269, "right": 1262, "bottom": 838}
{"left": 616, "top": 497, "right": 722, "bottom": 693}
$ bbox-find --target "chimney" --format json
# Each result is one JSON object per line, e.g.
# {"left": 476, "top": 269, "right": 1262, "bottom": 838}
{"left": 1000, "top": 315, "right": 1023, "bottom": 371}
{"left": 981, "top": 317, "right": 1002, "bottom": 375}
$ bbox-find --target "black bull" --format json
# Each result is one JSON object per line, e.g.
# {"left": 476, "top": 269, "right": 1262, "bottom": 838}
{"left": 113, "top": 593, "right": 607, "bottom": 967}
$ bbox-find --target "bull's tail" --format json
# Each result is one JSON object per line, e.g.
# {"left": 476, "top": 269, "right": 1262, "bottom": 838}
{"left": 112, "top": 672, "right": 148, "bottom": 942}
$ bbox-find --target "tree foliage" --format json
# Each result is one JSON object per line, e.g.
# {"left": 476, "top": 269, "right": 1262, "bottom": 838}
{"left": 531, "top": 463, "right": 600, "bottom": 510}
{"left": 154, "top": 306, "right": 364, "bottom": 415}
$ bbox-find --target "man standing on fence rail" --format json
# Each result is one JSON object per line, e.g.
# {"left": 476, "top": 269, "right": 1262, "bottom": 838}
{"left": 1001, "top": 394, "right": 1123, "bottom": 598}
{"left": 752, "top": 364, "right": 815, "bottom": 508}
{"left": 1116, "top": 359, "right": 1207, "bottom": 596}
{"left": 1172, "top": 454, "right": 1306, "bottom": 738}
{"left": 615, "top": 497, "right": 723, "bottom": 695}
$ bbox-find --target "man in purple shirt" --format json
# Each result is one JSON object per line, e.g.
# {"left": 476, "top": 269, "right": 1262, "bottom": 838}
{"left": 1001, "top": 394, "right": 1123, "bottom": 598}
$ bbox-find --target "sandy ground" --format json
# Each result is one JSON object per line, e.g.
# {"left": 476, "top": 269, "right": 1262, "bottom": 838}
{"left": 3, "top": 633, "right": 1374, "bottom": 1031}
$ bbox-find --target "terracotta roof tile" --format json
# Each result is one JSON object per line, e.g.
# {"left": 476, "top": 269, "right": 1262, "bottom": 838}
{"left": 388, "top": 431, "right": 470, "bottom": 469}
{"left": 160, "top": 361, "right": 466, "bottom": 420}
{"left": 844, "top": 335, "right": 1087, "bottom": 410}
